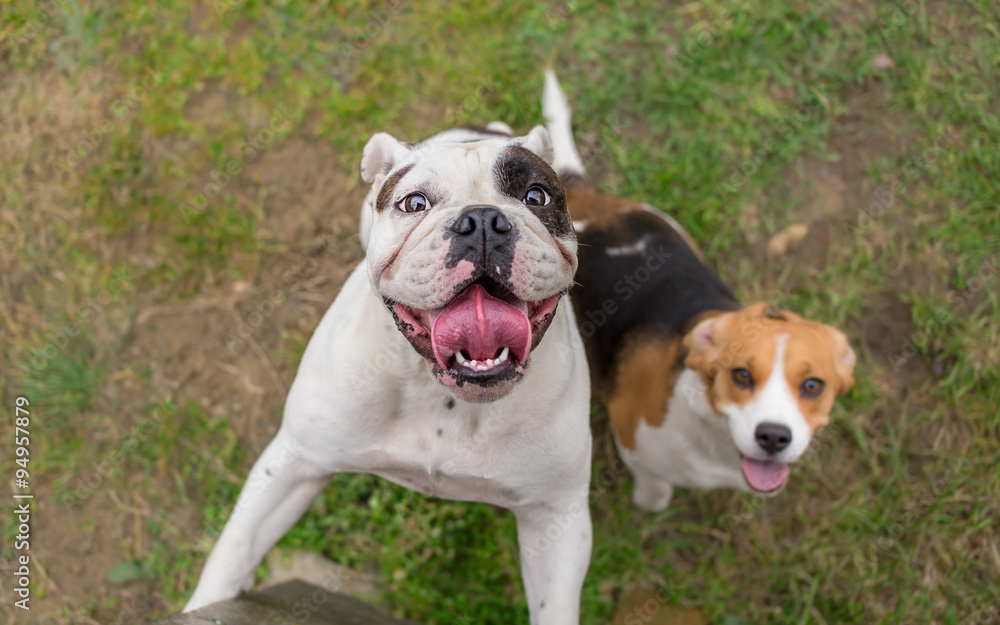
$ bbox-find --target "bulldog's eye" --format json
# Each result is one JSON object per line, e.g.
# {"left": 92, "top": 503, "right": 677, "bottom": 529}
{"left": 523, "top": 186, "right": 550, "bottom": 207}
{"left": 800, "top": 378, "right": 825, "bottom": 398}
{"left": 399, "top": 193, "right": 429, "bottom": 213}
{"left": 731, "top": 367, "right": 754, "bottom": 389}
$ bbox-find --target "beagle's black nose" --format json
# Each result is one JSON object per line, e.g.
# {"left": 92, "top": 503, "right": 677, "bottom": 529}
{"left": 755, "top": 422, "right": 792, "bottom": 454}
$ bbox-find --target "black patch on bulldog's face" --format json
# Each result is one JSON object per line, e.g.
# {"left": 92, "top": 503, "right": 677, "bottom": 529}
{"left": 493, "top": 146, "right": 572, "bottom": 239}
{"left": 375, "top": 163, "right": 415, "bottom": 213}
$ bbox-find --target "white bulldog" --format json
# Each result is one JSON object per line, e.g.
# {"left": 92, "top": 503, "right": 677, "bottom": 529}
{"left": 185, "top": 123, "right": 593, "bottom": 625}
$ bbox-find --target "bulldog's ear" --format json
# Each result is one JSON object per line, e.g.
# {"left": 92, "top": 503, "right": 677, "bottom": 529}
{"left": 512, "top": 125, "right": 554, "bottom": 164}
{"left": 827, "top": 327, "right": 856, "bottom": 394}
{"left": 361, "top": 133, "right": 412, "bottom": 186}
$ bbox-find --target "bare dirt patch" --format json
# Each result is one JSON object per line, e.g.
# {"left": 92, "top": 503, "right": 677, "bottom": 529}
{"left": 21, "top": 118, "right": 368, "bottom": 620}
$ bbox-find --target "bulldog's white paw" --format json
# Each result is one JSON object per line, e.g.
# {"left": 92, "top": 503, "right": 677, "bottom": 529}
{"left": 183, "top": 577, "right": 251, "bottom": 612}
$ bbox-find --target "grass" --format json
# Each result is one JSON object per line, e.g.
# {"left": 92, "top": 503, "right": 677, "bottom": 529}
{"left": 1, "top": 0, "right": 998, "bottom": 623}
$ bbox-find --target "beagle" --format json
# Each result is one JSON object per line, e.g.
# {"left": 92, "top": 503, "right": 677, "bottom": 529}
{"left": 543, "top": 70, "right": 856, "bottom": 510}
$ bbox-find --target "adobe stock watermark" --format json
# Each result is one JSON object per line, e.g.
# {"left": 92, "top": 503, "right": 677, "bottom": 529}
{"left": 106, "top": 597, "right": 147, "bottom": 625}
{"left": 875, "top": 0, "right": 919, "bottom": 42}
{"left": 963, "top": 594, "right": 1000, "bottom": 625}
{"left": 345, "top": 337, "right": 410, "bottom": 393}
{"left": 381, "top": 75, "right": 500, "bottom": 174}
{"left": 590, "top": 455, "right": 632, "bottom": 502}
{"left": 443, "top": 75, "right": 500, "bottom": 127}
{"left": 223, "top": 236, "right": 339, "bottom": 354}
{"left": 16, "top": 266, "right": 134, "bottom": 380}
{"left": 725, "top": 418, "right": 846, "bottom": 537}
{"left": 576, "top": 244, "right": 673, "bottom": 339}
{"left": 62, "top": 399, "right": 177, "bottom": 512}
{"left": 843, "top": 127, "right": 960, "bottom": 245}
{"left": 395, "top": 74, "right": 500, "bottom": 171}
{"left": 716, "top": 86, "right": 830, "bottom": 196}
{"left": 212, "top": 0, "right": 245, "bottom": 18}
{"left": 672, "top": 0, "right": 751, "bottom": 66}
{"left": 178, "top": 104, "right": 293, "bottom": 222}
{"left": 676, "top": 290, "right": 799, "bottom": 405}
{"left": 287, "top": 567, "right": 349, "bottom": 621}
{"left": 541, "top": 0, "right": 576, "bottom": 29}
{"left": 887, "top": 255, "right": 998, "bottom": 372}
{"left": 185, "top": 436, "right": 306, "bottom": 549}
{"left": 574, "top": 113, "right": 624, "bottom": 165}
{"left": 11, "top": 0, "right": 67, "bottom": 45}
{"left": 619, "top": 585, "right": 681, "bottom": 625}
{"left": 521, "top": 486, "right": 590, "bottom": 562}
{"left": 450, "top": 611, "right": 477, "bottom": 625}
{"left": 336, "top": 0, "right": 407, "bottom": 64}
{"left": 51, "top": 67, "right": 167, "bottom": 181}
{"left": 853, "top": 458, "right": 970, "bottom": 572}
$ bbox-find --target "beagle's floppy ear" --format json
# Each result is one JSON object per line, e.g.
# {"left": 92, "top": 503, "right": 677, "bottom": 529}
{"left": 827, "top": 327, "right": 856, "bottom": 394}
{"left": 683, "top": 314, "right": 731, "bottom": 380}
{"left": 512, "top": 125, "right": 555, "bottom": 165}
{"left": 742, "top": 301, "right": 771, "bottom": 318}
{"left": 360, "top": 133, "right": 412, "bottom": 192}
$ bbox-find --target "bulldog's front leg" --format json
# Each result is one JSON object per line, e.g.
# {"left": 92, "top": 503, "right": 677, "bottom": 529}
{"left": 513, "top": 490, "right": 593, "bottom": 625}
{"left": 184, "top": 428, "right": 332, "bottom": 611}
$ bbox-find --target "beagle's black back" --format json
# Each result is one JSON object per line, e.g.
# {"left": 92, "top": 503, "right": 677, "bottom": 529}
{"left": 568, "top": 184, "right": 740, "bottom": 393}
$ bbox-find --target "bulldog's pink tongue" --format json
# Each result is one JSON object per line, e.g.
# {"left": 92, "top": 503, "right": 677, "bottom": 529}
{"left": 740, "top": 458, "right": 790, "bottom": 492}
{"left": 430, "top": 284, "right": 531, "bottom": 370}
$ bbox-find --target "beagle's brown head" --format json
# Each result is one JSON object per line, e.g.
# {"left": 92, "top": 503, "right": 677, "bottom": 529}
{"left": 683, "top": 302, "right": 856, "bottom": 494}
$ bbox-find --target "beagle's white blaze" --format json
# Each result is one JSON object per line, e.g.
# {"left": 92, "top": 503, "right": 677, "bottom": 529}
{"left": 721, "top": 334, "right": 813, "bottom": 464}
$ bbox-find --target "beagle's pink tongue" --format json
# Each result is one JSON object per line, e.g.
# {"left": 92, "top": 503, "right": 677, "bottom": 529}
{"left": 430, "top": 284, "right": 531, "bottom": 370}
{"left": 740, "top": 458, "right": 790, "bottom": 492}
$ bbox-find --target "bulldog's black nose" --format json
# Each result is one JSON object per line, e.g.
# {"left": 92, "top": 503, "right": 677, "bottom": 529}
{"left": 755, "top": 422, "right": 792, "bottom": 454}
{"left": 448, "top": 205, "right": 516, "bottom": 274}
{"left": 452, "top": 204, "right": 512, "bottom": 239}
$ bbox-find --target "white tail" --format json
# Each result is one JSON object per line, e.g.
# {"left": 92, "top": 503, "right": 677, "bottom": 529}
{"left": 542, "top": 70, "right": 586, "bottom": 179}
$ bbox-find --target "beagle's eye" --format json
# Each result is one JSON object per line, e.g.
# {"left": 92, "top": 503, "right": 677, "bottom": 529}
{"left": 800, "top": 378, "right": 825, "bottom": 398}
{"left": 731, "top": 367, "right": 754, "bottom": 389}
{"left": 523, "top": 186, "right": 550, "bottom": 207}
{"left": 399, "top": 193, "right": 429, "bottom": 213}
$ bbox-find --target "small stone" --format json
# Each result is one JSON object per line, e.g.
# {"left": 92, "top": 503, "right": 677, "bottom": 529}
{"left": 767, "top": 223, "right": 809, "bottom": 257}
{"left": 872, "top": 53, "right": 896, "bottom": 69}
{"left": 767, "top": 232, "right": 789, "bottom": 257}
{"left": 785, "top": 223, "right": 809, "bottom": 243}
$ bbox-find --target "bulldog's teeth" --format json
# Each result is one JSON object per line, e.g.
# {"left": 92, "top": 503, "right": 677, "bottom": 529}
{"left": 456, "top": 349, "right": 510, "bottom": 372}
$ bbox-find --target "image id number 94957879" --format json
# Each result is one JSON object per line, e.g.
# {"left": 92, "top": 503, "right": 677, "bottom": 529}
{"left": 13, "top": 396, "right": 32, "bottom": 611}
